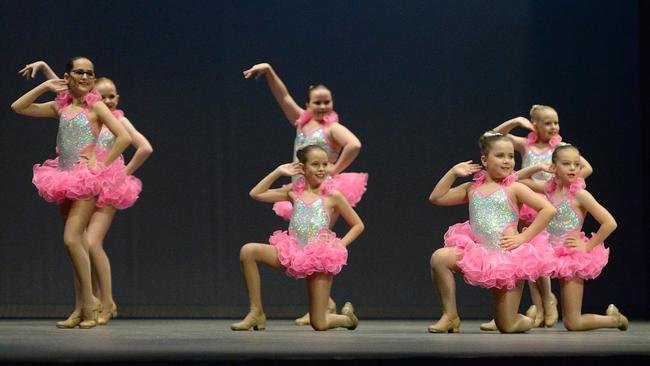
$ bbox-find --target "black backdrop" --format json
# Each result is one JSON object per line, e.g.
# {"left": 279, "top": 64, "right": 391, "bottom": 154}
{"left": 0, "top": 0, "right": 645, "bottom": 318}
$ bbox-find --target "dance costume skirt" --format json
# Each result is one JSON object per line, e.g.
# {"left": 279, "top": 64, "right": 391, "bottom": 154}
{"left": 443, "top": 221, "right": 555, "bottom": 290}
{"left": 32, "top": 157, "right": 126, "bottom": 204}
{"left": 551, "top": 232, "right": 609, "bottom": 280}
{"left": 272, "top": 172, "right": 368, "bottom": 220}
{"left": 269, "top": 228, "right": 348, "bottom": 279}
{"left": 95, "top": 156, "right": 142, "bottom": 210}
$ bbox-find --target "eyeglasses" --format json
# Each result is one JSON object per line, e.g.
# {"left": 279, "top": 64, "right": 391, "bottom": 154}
{"left": 70, "top": 69, "right": 95, "bottom": 79}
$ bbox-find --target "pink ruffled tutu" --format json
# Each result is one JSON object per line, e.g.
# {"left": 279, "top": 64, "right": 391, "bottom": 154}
{"left": 272, "top": 172, "right": 368, "bottom": 220}
{"left": 444, "top": 222, "right": 554, "bottom": 290}
{"left": 551, "top": 233, "right": 609, "bottom": 280}
{"left": 269, "top": 228, "right": 348, "bottom": 279}
{"left": 32, "top": 157, "right": 126, "bottom": 204}
{"left": 95, "top": 156, "right": 142, "bottom": 210}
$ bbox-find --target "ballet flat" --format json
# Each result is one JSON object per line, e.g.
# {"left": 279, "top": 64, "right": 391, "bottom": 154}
{"left": 428, "top": 316, "right": 460, "bottom": 333}
{"left": 479, "top": 319, "right": 497, "bottom": 331}
{"left": 543, "top": 294, "right": 559, "bottom": 328}
{"left": 341, "top": 302, "right": 359, "bottom": 330}
{"left": 231, "top": 314, "right": 266, "bottom": 331}
{"left": 606, "top": 304, "right": 629, "bottom": 331}
{"left": 295, "top": 298, "right": 337, "bottom": 325}
{"left": 98, "top": 303, "right": 118, "bottom": 325}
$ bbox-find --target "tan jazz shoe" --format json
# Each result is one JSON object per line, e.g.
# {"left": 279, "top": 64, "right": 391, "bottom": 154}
{"left": 97, "top": 303, "right": 118, "bottom": 326}
{"left": 295, "top": 298, "right": 337, "bottom": 325}
{"left": 428, "top": 316, "right": 460, "bottom": 333}
{"left": 78, "top": 301, "right": 101, "bottom": 329}
{"left": 479, "top": 319, "right": 497, "bottom": 331}
{"left": 230, "top": 313, "right": 267, "bottom": 331}
{"left": 525, "top": 305, "right": 544, "bottom": 327}
{"left": 56, "top": 311, "right": 82, "bottom": 329}
{"left": 341, "top": 302, "right": 359, "bottom": 330}
{"left": 543, "top": 294, "right": 559, "bottom": 328}
{"left": 606, "top": 304, "right": 629, "bottom": 331}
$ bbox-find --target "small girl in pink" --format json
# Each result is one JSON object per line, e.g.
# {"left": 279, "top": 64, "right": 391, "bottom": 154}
{"left": 427, "top": 132, "right": 556, "bottom": 333}
{"left": 231, "top": 145, "right": 364, "bottom": 332}
{"left": 12, "top": 57, "right": 132, "bottom": 329}
{"left": 519, "top": 143, "right": 627, "bottom": 331}
{"left": 243, "top": 63, "right": 367, "bottom": 221}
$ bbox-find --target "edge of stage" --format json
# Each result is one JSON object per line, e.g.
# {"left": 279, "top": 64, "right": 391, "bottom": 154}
{"left": 1, "top": 319, "right": 649, "bottom": 365}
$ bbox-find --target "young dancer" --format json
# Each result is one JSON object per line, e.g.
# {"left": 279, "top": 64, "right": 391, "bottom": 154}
{"left": 231, "top": 145, "right": 363, "bottom": 331}
{"left": 428, "top": 131, "right": 556, "bottom": 333}
{"left": 519, "top": 143, "right": 627, "bottom": 331}
{"left": 243, "top": 62, "right": 367, "bottom": 324}
{"left": 12, "top": 57, "right": 132, "bottom": 328}
{"left": 20, "top": 62, "right": 153, "bottom": 325}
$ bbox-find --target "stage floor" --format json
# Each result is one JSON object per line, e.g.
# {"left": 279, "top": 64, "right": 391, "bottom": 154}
{"left": 1, "top": 319, "right": 649, "bottom": 364}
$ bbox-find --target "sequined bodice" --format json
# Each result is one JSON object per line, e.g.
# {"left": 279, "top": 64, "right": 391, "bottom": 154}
{"left": 289, "top": 196, "right": 330, "bottom": 247}
{"left": 469, "top": 188, "right": 519, "bottom": 250}
{"left": 56, "top": 109, "right": 97, "bottom": 171}
{"left": 547, "top": 196, "right": 583, "bottom": 245}
{"left": 522, "top": 147, "right": 553, "bottom": 181}
{"left": 293, "top": 128, "right": 340, "bottom": 162}
{"left": 97, "top": 128, "right": 115, "bottom": 153}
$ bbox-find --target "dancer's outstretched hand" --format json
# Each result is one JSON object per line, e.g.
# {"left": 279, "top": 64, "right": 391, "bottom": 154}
{"left": 276, "top": 162, "right": 304, "bottom": 177}
{"left": 243, "top": 63, "right": 271, "bottom": 80}
{"left": 451, "top": 160, "right": 482, "bottom": 177}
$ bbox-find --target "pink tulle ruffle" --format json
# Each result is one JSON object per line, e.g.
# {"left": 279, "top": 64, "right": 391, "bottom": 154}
{"left": 269, "top": 228, "right": 348, "bottom": 279}
{"left": 295, "top": 110, "right": 339, "bottom": 127}
{"left": 32, "top": 157, "right": 126, "bottom": 204}
{"left": 55, "top": 89, "right": 102, "bottom": 109}
{"left": 545, "top": 176, "right": 586, "bottom": 195}
{"left": 95, "top": 155, "right": 142, "bottom": 210}
{"left": 472, "top": 170, "right": 518, "bottom": 188}
{"left": 526, "top": 132, "right": 562, "bottom": 148}
{"left": 518, "top": 204, "right": 538, "bottom": 225}
{"left": 444, "top": 221, "right": 554, "bottom": 289}
{"left": 112, "top": 109, "right": 125, "bottom": 119}
{"left": 271, "top": 173, "right": 368, "bottom": 220}
{"left": 551, "top": 232, "right": 609, "bottom": 280}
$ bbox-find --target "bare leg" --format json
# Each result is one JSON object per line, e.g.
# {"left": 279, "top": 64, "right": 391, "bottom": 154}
{"left": 86, "top": 206, "right": 117, "bottom": 307}
{"left": 231, "top": 243, "right": 285, "bottom": 330}
{"left": 307, "top": 273, "right": 354, "bottom": 331}
{"left": 493, "top": 281, "right": 534, "bottom": 333}
{"left": 428, "top": 247, "right": 461, "bottom": 332}
{"left": 560, "top": 277, "right": 620, "bottom": 331}
{"left": 62, "top": 198, "right": 99, "bottom": 327}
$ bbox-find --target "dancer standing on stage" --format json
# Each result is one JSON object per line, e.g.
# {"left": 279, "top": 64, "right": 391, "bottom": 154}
{"left": 12, "top": 57, "right": 132, "bottom": 328}
{"left": 519, "top": 143, "right": 627, "bottom": 331}
{"left": 243, "top": 62, "right": 367, "bottom": 324}
{"left": 481, "top": 105, "right": 593, "bottom": 329}
{"left": 428, "top": 131, "right": 556, "bottom": 333}
{"left": 20, "top": 62, "right": 153, "bottom": 326}
{"left": 231, "top": 145, "right": 363, "bottom": 331}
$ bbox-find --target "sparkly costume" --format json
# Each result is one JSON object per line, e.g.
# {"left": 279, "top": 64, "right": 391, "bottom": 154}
{"left": 32, "top": 91, "right": 125, "bottom": 203}
{"left": 443, "top": 171, "right": 554, "bottom": 289}
{"left": 544, "top": 178, "right": 609, "bottom": 279}
{"left": 519, "top": 132, "right": 562, "bottom": 224}
{"left": 272, "top": 110, "right": 368, "bottom": 220}
{"left": 95, "top": 109, "right": 142, "bottom": 209}
{"left": 269, "top": 178, "right": 348, "bottom": 279}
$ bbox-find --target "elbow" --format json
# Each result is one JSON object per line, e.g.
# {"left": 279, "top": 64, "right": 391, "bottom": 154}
{"left": 609, "top": 219, "right": 618, "bottom": 232}
{"left": 356, "top": 222, "right": 365, "bottom": 234}
{"left": 142, "top": 144, "right": 154, "bottom": 157}
{"left": 428, "top": 195, "right": 440, "bottom": 205}
{"left": 248, "top": 190, "right": 259, "bottom": 200}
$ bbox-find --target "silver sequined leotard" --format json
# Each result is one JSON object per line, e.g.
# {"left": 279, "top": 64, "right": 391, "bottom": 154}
{"left": 522, "top": 147, "right": 553, "bottom": 181}
{"left": 288, "top": 194, "right": 331, "bottom": 247}
{"left": 56, "top": 108, "right": 98, "bottom": 170}
{"left": 546, "top": 194, "right": 584, "bottom": 246}
{"left": 469, "top": 188, "right": 519, "bottom": 250}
